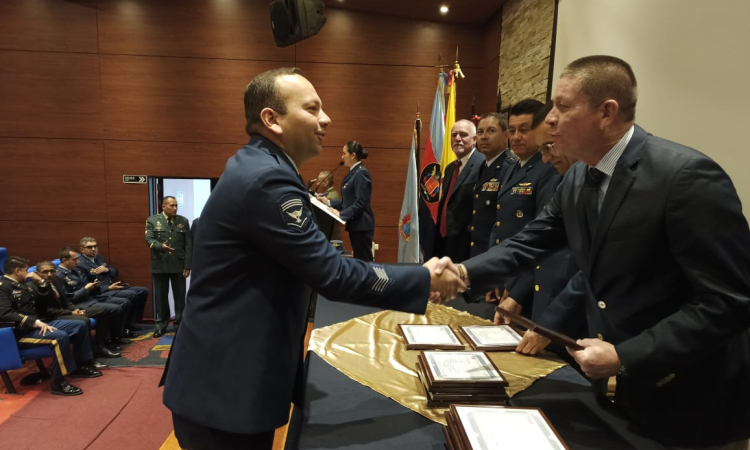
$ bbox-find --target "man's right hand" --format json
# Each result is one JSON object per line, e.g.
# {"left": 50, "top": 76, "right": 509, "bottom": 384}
{"left": 423, "top": 257, "right": 466, "bottom": 304}
{"left": 34, "top": 320, "right": 57, "bottom": 336}
{"left": 162, "top": 243, "right": 175, "bottom": 252}
{"left": 85, "top": 280, "right": 100, "bottom": 290}
{"left": 493, "top": 296, "right": 522, "bottom": 325}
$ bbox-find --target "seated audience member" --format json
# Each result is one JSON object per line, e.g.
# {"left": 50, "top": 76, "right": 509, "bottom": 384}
{"left": 56, "top": 247, "right": 131, "bottom": 347}
{"left": 77, "top": 237, "right": 149, "bottom": 331}
{"left": 35, "top": 260, "right": 121, "bottom": 359}
{"left": 0, "top": 256, "right": 102, "bottom": 396}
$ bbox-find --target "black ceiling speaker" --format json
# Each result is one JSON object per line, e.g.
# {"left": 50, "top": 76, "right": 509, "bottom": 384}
{"left": 270, "top": 0, "right": 327, "bottom": 48}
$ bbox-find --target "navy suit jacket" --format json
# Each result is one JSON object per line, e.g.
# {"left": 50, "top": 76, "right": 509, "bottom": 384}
{"left": 330, "top": 163, "right": 375, "bottom": 232}
{"left": 434, "top": 150, "right": 484, "bottom": 262}
{"left": 162, "top": 135, "right": 431, "bottom": 435}
{"left": 462, "top": 125, "right": 750, "bottom": 447}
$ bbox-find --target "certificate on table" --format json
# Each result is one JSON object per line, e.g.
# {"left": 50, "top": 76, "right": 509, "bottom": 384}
{"left": 398, "top": 324, "right": 465, "bottom": 350}
{"left": 459, "top": 325, "right": 523, "bottom": 351}
{"left": 421, "top": 351, "right": 507, "bottom": 386}
{"left": 452, "top": 405, "right": 569, "bottom": 450}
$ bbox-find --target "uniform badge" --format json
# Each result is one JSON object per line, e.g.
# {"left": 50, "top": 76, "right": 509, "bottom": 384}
{"left": 279, "top": 194, "right": 312, "bottom": 230}
{"left": 177, "top": 224, "right": 184, "bottom": 229}
{"left": 482, "top": 178, "right": 500, "bottom": 192}
{"left": 516, "top": 210, "right": 524, "bottom": 218}
{"left": 511, "top": 183, "right": 533, "bottom": 195}
{"left": 156, "top": 222, "right": 163, "bottom": 230}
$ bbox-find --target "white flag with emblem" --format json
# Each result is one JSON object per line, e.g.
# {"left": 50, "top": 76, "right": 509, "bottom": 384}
{"left": 398, "top": 128, "right": 421, "bottom": 263}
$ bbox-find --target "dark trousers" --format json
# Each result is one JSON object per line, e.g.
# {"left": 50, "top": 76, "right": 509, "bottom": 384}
{"left": 153, "top": 273, "right": 186, "bottom": 330}
{"left": 99, "top": 286, "right": 149, "bottom": 325}
{"left": 16, "top": 319, "right": 93, "bottom": 380}
{"left": 71, "top": 298, "right": 126, "bottom": 339}
{"left": 55, "top": 304, "right": 112, "bottom": 350}
{"left": 349, "top": 230, "right": 374, "bottom": 262}
{"left": 173, "top": 413, "right": 274, "bottom": 450}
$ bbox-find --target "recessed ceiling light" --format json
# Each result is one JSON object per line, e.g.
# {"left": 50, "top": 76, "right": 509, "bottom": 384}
{"left": 440, "top": 5, "right": 449, "bottom": 15}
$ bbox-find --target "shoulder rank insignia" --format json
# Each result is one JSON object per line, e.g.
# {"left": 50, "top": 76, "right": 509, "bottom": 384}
{"left": 279, "top": 195, "right": 311, "bottom": 230}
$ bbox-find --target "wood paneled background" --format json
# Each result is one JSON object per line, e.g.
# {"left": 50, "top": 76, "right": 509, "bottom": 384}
{"left": 0, "top": 0, "right": 502, "bottom": 318}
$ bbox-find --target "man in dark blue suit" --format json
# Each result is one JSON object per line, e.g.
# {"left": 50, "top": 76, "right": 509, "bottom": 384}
{"left": 434, "top": 119, "right": 484, "bottom": 263}
{"left": 457, "top": 56, "right": 750, "bottom": 449}
{"left": 161, "top": 67, "right": 464, "bottom": 450}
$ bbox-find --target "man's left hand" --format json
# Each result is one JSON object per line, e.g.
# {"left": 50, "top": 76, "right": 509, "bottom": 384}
{"left": 183, "top": 269, "right": 191, "bottom": 278}
{"left": 109, "top": 281, "right": 125, "bottom": 290}
{"left": 73, "top": 309, "right": 86, "bottom": 316}
{"left": 515, "top": 330, "right": 551, "bottom": 355}
{"left": 567, "top": 338, "right": 622, "bottom": 379}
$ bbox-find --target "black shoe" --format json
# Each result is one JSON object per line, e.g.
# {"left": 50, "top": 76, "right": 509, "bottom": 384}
{"left": 70, "top": 366, "right": 103, "bottom": 378}
{"left": 96, "top": 347, "right": 122, "bottom": 358}
{"left": 51, "top": 380, "right": 83, "bottom": 396}
{"left": 106, "top": 342, "right": 123, "bottom": 351}
{"left": 153, "top": 328, "right": 165, "bottom": 338}
{"left": 124, "top": 329, "right": 136, "bottom": 338}
{"left": 90, "top": 360, "right": 109, "bottom": 369}
{"left": 116, "top": 337, "right": 133, "bottom": 345}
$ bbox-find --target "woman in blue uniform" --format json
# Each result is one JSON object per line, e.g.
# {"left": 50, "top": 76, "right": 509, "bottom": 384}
{"left": 325, "top": 141, "right": 375, "bottom": 261}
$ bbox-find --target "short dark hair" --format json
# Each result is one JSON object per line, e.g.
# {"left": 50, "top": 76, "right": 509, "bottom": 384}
{"left": 59, "top": 246, "right": 77, "bottom": 261}
{"left": 477, "top": 112, "right": 509, "bottom": 132}
{"left": 531, "top": 102, "right": 553, "bottom": 129}
{"left": 561, "top": 55, "right": 638, "bottom": 122}
{"left": 509, "top": 99, "right": 545, "bottom": 118}
{"left": 345, "top": 141, "right": 368, "bottom": 160}
{"left": 162, "top": 196, "right": 176, "bottom": 204}
{"left": 79, "top": 236, "right": 96, "bottom": 247}
{"left": 244, "top": 67, "right": 305, "bottom": 136}
{"left": 37, "top": 261, "right": 55, "bottom": 270}
{"left": 4, "top": 256, "right": 30, "bottom": 274}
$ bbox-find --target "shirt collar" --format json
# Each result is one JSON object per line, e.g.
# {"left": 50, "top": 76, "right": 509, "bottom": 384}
{"left": 485, "top": 152, "right": 502, "bottom": 167}
{"left": 592, "top": 125, "right": 635, "bottom": 176}
{"left": 82, "top": 254, "right": 96, "bottom": 264}
{"left": 458, "top": 148, "right": 475, "bottom": 167}
{"left": 350, "top": 161, "right": 362, "bottom": 171}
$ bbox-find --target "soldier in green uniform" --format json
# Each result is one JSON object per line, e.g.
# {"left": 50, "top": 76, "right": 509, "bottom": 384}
{"left": 145, "top": 196, "right": 192, "bottom": 337}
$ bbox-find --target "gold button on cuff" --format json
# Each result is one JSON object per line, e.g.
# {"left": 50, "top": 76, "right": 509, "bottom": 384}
{"left": 534, "top": 285, "right": 540, "bottom": 292}
{"left": 475, "top": 194, "right": 479, "bottom": 198}
{"left": 598, "top": 301, "right": 606, "bottom": 309}
{"left": 470, "top": 242, "right": 475, "bottom": 246}
{"left": 496, "top": 204, "right": 500, "bottom": 210}
{"left": 495, "top": 239, "right": 500, "bottom": 244}
{"left": 536, "top": 265, "right": 540, "bottom": 269}
{"left": 597, "top": 333, "right": 604, "bottom": 340}
{"left": 470, "top": 226, "right": 474, "bottom": 231}
{"left": 495, "top": 221, "right": 500, "bottom": 226}
{"left": 472, "top": 210, "right": 476, "bottom": 214}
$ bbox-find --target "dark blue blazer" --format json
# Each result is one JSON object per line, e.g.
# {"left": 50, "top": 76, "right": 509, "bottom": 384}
{"left": 462, "top": 125, "right": 750, "bottom": 447}
{"left": 162, "top": 135, "right": 431, "bottom": 435}
{"left": 330, "top": 163, "right": 374, "bottom": 232}
{"left": 434, "top": 150, "right": 484, "bottom": 262}
{"left": 77, "top": 254, "right": 119, "bottom": 290}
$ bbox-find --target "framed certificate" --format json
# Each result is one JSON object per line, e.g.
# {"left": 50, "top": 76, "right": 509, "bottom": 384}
{"left": 495, "top": 307, "right": 584, "bottom": 350}
{"left": 398, "top": 324, "right": 464, "bottom": 350}
{"left": 419, "top": 351, "right": 508, "bottom": 387}
{"left": 450, "top": 405, "right": 570, "bottom": 450}
{"left": 459, "top": 325, "right": 523, "bottom": 351}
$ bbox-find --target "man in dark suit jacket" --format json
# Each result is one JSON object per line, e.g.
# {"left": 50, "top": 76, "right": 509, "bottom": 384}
{"left": 434, "top": 119, "right": 484, "bottom": 263}
{"left": 161, "top": 67, "right": 464, "bottom": 450}
{"left": 456, "top": 56, "right": 750, "bottom": 448}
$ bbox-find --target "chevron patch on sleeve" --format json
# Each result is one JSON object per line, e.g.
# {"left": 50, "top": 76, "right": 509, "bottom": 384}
{"left": 370, "top": 265, "right": 392, "bottom": 293}
{"left": 278, "top": 194, "right": 312, "bottom": 230}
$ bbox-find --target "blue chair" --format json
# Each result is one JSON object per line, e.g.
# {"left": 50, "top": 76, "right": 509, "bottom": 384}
{"left": 0, "top": 247, "right": 7, "bottom": 275}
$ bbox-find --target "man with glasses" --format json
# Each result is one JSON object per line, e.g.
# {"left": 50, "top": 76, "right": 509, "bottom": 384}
{"left": 56, "top": 247, "right": 131, "bottom": 349}
{"left": 35, "top": 260, "right": 121, "bottom": 360}
{"left": 77, "top": 237, "right": 149, "bottom": 334}
{"left": 1, "top": 256, "right": 102, "bottom": 396}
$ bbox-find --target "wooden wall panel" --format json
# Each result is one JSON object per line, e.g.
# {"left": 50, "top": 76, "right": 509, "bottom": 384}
{"left": 0, "top": 51, "right": 102, "bottom": 139}
{"left": 374, "top": 227, "right": 399, "bottom": 263}
{"left": 0, "top": 138, "right": 106, "bottom": 222}
{"left": 299, "top": 64, "right": 480, "bottom": 149}
{"left": 477, "top": 60, "right": 501, "bottom": 115}
{"left": 104, "top": 141, "right": 240, "bottom": 222}
{"left": 296, "top": 9, "right": 484, "bottom": 68}
{"left": 100, "top": 55, "right": 283, "bottom": 144}
{"left": 0, "top": 221, "right": 109, "bottom": 267}
{"left": 481, "top": 10, "right": 504, "bottom": 67}
{"left": 107, "top": 222, "right": 154, "bottom": 316}
{"left": 0, "top": 0, "right": 98, "bottom": 53}
{"left": 97, "top": 0, "right": 295, "bottom": 61}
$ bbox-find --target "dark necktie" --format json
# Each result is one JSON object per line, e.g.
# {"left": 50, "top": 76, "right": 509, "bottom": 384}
{"left": 584, "top": 168, "right": 605, "bottom": 238}
{"left": 439, "top": 159, "right": 462, "bottom": 237}
{"left": 167, "top": 218, "right": 174, "bottom": 228}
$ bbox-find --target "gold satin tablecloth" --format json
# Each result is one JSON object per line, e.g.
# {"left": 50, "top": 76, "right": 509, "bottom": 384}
{"left": 308, "top": 303, "right": 567, "bottom": 425}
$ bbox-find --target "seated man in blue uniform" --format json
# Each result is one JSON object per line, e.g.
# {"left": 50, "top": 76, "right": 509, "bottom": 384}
{"left": 161, "top": 67, "right": 465, "bottom": 450}
{"left": 0, "top": 256, "right": 102, "bottom": 396}
{"left": 77, "top": 236, "right": 149, "bottom": 333}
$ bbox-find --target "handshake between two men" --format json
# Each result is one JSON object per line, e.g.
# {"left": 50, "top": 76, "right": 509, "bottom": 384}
{"left": 423, "top": 257, "right": 467, "bottom": 305}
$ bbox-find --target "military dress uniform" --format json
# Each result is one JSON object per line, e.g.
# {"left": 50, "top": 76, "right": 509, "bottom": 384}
{"left": 145, "top": 212, "right": 192, "bottom": 333}
{"left": 469, "top": 148, "right": 518, "bottom": 258}
{"left": 56, "top": 265, "right": 128, "bottom": 341}
{"left": 162, "top": 135, "right": 433, "bottom": 448}
{"left": 489, "top": 151, "right": 561, "bottom": 312}
{"left": 78, "top": 253, "right": 149, "bottom": 326}
{"left": 0, "top": 275, "right": 94, "bottom": 381}
{"left": 330, "top": 162, "right": 375, "bottom": 261}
